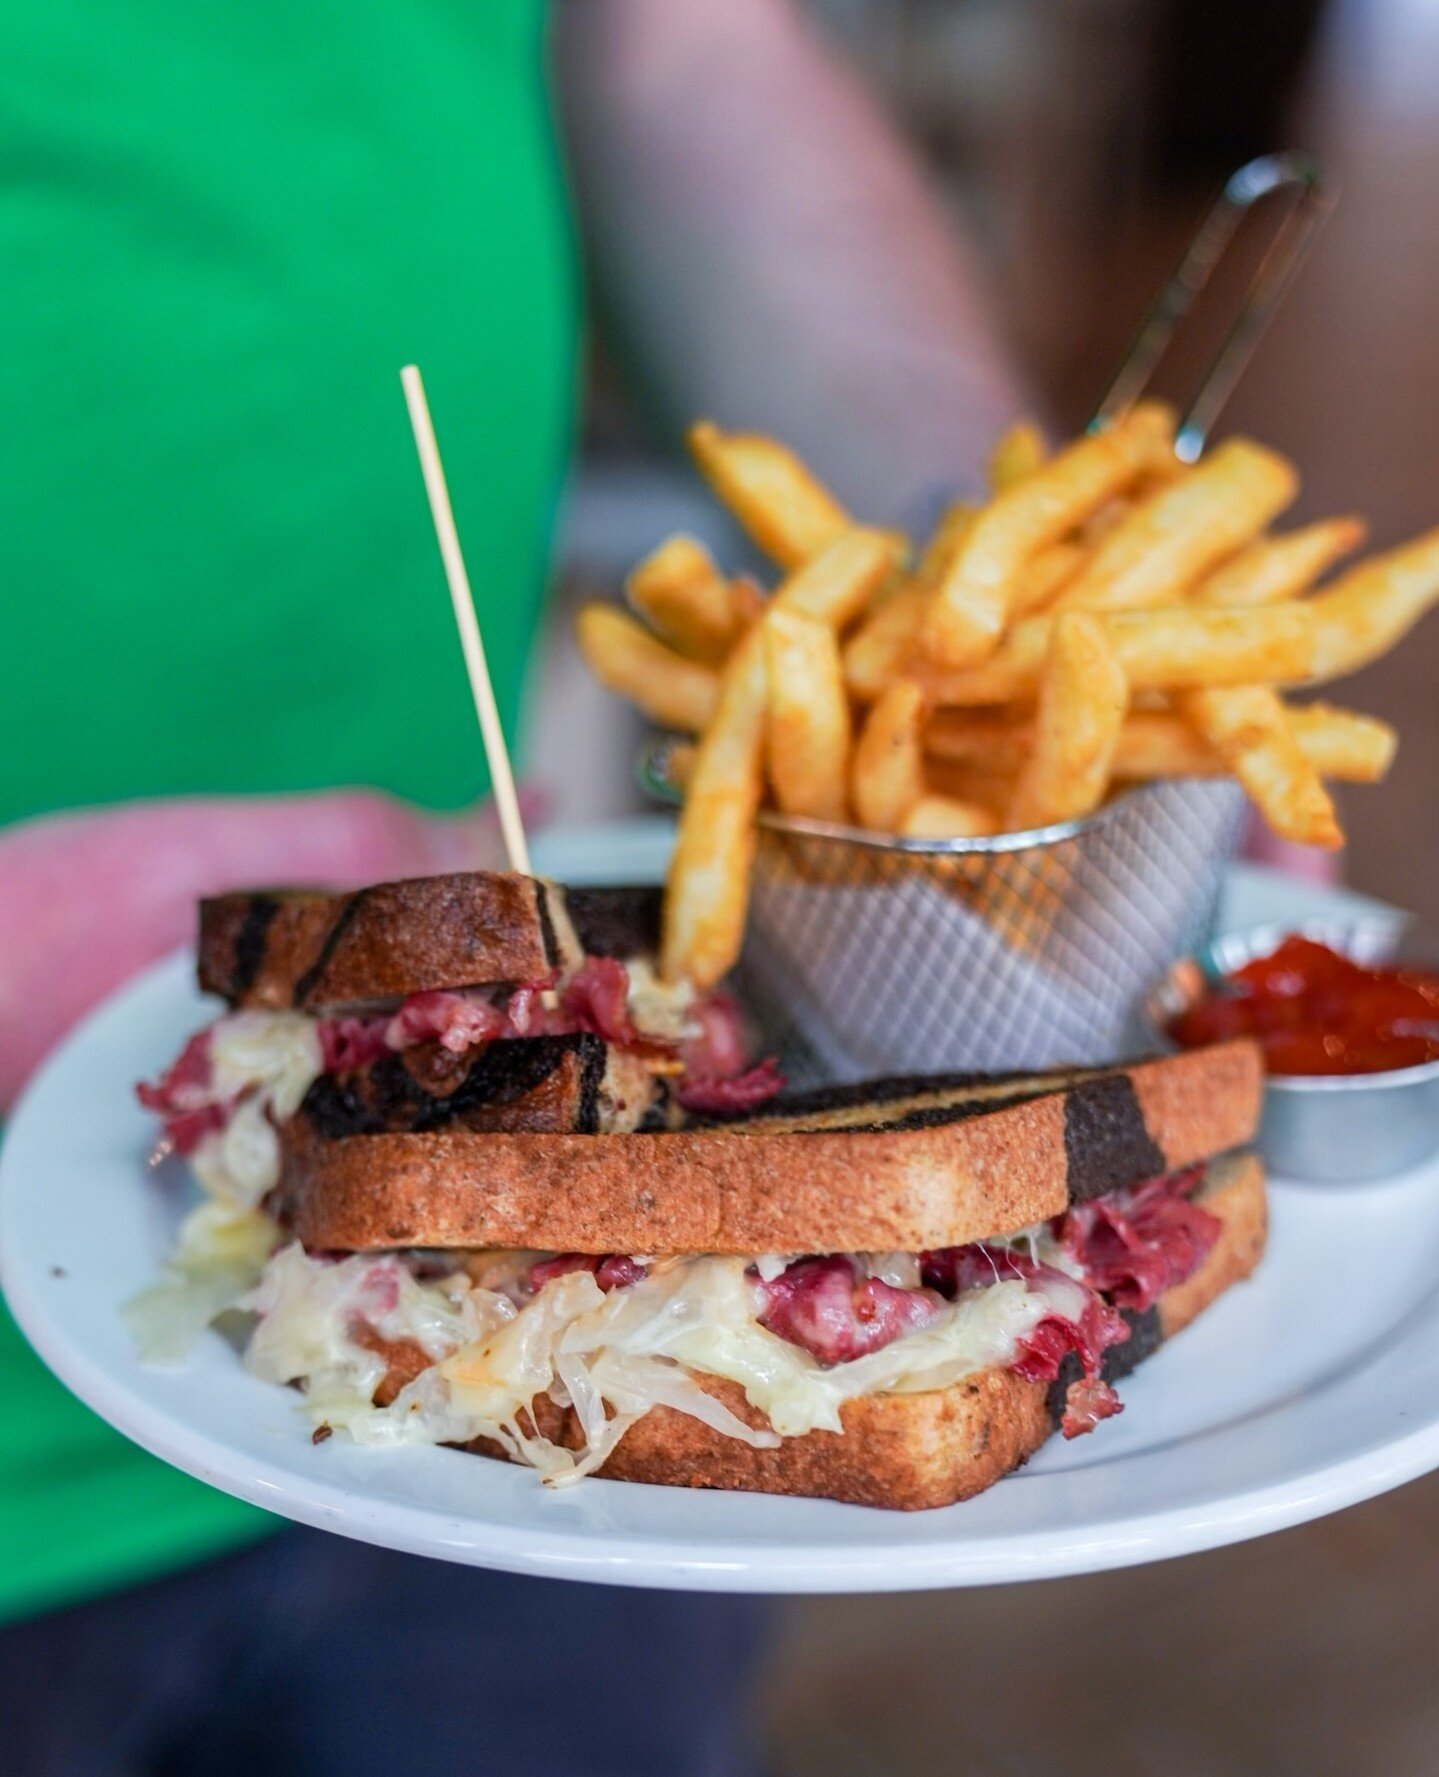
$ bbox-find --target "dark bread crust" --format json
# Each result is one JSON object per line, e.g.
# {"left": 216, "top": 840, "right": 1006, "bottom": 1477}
{"left": 360, "top": 1153, "right": 1265, "bottom": 1508}
{"left": 297, "top": 1035, "right": 666, "bottom": 1138}
{"left": 278, "top": 1042, "right": 1261, "bottom": 1255}
{"left": 198, "top": 877, "right": 662, "bottom": 1011}
{"left": 704, "top": 1064, "right": 1117, "bottom": 1132}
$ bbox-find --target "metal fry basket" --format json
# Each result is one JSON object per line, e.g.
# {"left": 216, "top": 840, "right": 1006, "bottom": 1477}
{"left": 642, "top": 741, "right": 1245, "bottom": 1079}
{"left": 734, "top": 782, "right": 1246, "bottom": 1080}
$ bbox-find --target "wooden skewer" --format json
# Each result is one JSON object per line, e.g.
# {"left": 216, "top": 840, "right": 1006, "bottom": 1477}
{"left": 400, "top": 364, "right": 532, "bottom": 877}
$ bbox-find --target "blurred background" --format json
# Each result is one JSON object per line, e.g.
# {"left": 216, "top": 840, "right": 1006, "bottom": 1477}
{"left": 535, "top": 0, "right": 1439, "bottom": 929}
{"left": 531, "top": 1, "right": 1439, "bottom": 1770}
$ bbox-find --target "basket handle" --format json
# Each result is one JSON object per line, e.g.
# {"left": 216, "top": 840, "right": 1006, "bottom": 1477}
{"left": 1090, "top": 153, "right": 1334, "bottom": 462}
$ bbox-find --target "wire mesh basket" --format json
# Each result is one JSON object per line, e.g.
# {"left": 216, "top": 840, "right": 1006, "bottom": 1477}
{"left": 642, "top": 742, "right": 1246, "bottom": 1080}
{"left": 734, "top": 781, "right": 1246, "bottom": 1081}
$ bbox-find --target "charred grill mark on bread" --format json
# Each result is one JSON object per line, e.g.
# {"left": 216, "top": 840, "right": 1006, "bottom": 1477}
{"left": 725, "top": 1070, "right": 1009, "bottom": 1116}
{"left": 1061, "top": 1073, "right": 1167, "bottom": 1204}
{"left": 229, "top": 896, "right": 280, "bottom": 1000}
{"left": 297, "top": 1034, "right": 647, "bottom": 1138}
{"left": 290, "top": 889, "right": 372, "bottom": 1009}
{"left": 576, "top": 1036, "right": 610, "bottom": 1136}
{"left": 688, "top": 1055, "right": 1229, "bottom": 1194}
{"left": 1044, "top": 1305, "right": 1161, "bottom": 1427}
{"left": 710, "top": 1066, "right": 1118, "bottom": 1135}
{"left": 301, "top": 1037, "right": 585, "bottom": 1135}
{"left": 534, "top": 880, "right": 564, "bottom": 975}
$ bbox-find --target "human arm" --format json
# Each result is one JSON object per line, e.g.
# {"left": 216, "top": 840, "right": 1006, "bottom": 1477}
{"left": 553, "top": 0, "right": 1027, "bottom": 521}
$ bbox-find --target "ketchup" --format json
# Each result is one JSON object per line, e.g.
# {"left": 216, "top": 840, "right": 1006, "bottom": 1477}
{"left": 1169, "top": 935, "right": 1439, "bottom": 1076}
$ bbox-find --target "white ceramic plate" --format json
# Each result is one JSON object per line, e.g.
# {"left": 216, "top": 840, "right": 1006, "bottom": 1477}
{"left": 4, "top": 822, "right": 1439, "bottom": 1594}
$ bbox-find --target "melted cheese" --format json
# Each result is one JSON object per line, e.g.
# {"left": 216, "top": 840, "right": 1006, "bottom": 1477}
{"left": 123, "top": 1202, "right": 281, "bottom": 1364}
{"left": 620, "top": 958, "right": 700, "bottom": 1043}
{"left": 208, "top": 1011, "right": 324, "bottom": 1121}
{"left": 137, "top": 1237, "right": 1085, "bottom": 1485}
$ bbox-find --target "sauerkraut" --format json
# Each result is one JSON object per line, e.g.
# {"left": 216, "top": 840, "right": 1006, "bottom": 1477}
{"left": 197, "top": 1243, "right": 1079, "bottom": 1485}
{"left": 123, "top": 1201, "right": 281, "bottom": 1364}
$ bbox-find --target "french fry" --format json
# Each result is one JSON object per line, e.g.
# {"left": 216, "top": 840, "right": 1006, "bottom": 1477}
{"left": 660, "top": 633, "right": 768, "bottom": 987}
{"left": 988, "top": 421, "right": 1046, "bottom": 493}
{"left": 926, "top": 711, "right": 1033, "bottom": 774}
{"left": 687, "top": 422, "right": 851, "bottom": 569}
{"left": 1052, "top": 439, "right": 1297, "bottom": 613}
{"left": 1305, "top": 528, "right": 1439, "bottom": 682}
{"left": 659, "top": 529, "right": 899, "bottom": 982}
{"left": 852, "top": 681, "right": 928, "bottom": 832}
{"left": 575, "top": 604, "right": 719, "bottom": 733}
{"left": 1192, "top": 517, "right": 1366, "bottom": 607}
{"left": 924, "top": 603, "right": 1315, "bottom": 706}
{"left": 1119, "top": 704, "right": 1395, "bottom": 782}
{"left": 763, "top": 608, "right": 851, "bottom": 822}
{"left": 843, "top": 584, "right": 926, "bottom": 698}
{"left": 1007, "top": 613, "right": 1128, "bottom": 831}
{"left": 915, "top": 504, "right": 977, "bottom": 590}
{"left": 775, "top": 527, "right": 904, "bottom": 629}
{"left": 1107, "top": 712, "right": 1228, "bottom": 778}
{"left": 844, "top": 545, "right": 1084, "bottom": 699}
{"left": 900, "top": 794, "right": 1001, "bottom": 839}
{"left": 1135, "top": 453, "right": 1191, "bottom": 490}
{"left": 928, "top": 704, "right": 1396, "bottom": 785}
{"left": 729, "top": 576, "right": 768, "bottom": 626}
{"left": 850, "top": 533, "right": 1181, "bottom": 702}
{"left": 583, "top": 402, "right": 1439, "bottom": 916}
{"left": 1179, "top": 686, "right": 1342, "bottom": 849}
{"left": 1094, "top": 604, "right": 1315, "bottom": 691}
{"left": 626, "top": 536, "right": 758, "bottom": 664}
{"left": 1080, "top": 496, "right": 1136, "bottom": 549}
{"left": 926, "top": 754, "right": 1020, "bottom": 810}
{"left": 1012, "top": 541, "right": 1087, "bottom": 614}
{"left": 1286, "top": 704, "right": 1397, "bottom": 781}
{"left": 921, "top": 402, "right": 1174, "bottom": 670}
{"left": 1175, "top": 517, "right": 1368, "bottom": 847}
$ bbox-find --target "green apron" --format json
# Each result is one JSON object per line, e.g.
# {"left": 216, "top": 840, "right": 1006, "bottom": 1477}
{"left": 0, "top": 0, "right": 577, "bottom": 1621}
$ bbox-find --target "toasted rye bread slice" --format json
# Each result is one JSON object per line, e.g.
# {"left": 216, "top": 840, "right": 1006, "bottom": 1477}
{"left": 366, "top": 1152, "right": 1265, "bottom": 1509}
{"left": 297, "top": 1034, "right": 669, "bottom": 1138}
{"left": 198, "top": 876, "right": 662, "bottom": 1011}
{"left": 278, "top": 1040, "right": 1261, "bottom": 1255}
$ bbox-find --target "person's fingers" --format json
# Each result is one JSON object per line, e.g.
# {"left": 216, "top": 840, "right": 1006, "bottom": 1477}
{"left": 0, "top": 789, "right": 522, "bottom": 1109}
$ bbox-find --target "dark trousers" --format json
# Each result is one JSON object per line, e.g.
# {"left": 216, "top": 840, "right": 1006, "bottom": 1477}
{"left": 0, "top": 1529, "right": 773, "bottom": 1777}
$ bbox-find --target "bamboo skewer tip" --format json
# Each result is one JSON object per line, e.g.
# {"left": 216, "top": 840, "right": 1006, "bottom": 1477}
{"left": 400, "top": 364, "right": 533, "bottom": 879}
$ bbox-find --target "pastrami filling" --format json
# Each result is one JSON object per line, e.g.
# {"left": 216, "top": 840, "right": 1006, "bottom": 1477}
{"left": 138, "top": 963, "right": 782, "bottom": 1154}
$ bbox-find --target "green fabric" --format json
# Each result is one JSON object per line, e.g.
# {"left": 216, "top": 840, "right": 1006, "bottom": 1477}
{"left": 0, "top": 1, "right": 578, "bottom": 1621}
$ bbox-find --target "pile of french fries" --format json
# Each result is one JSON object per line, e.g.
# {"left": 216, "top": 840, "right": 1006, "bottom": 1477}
{"left": 577, "top": 410, "right": 1439, "bottom": 987}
